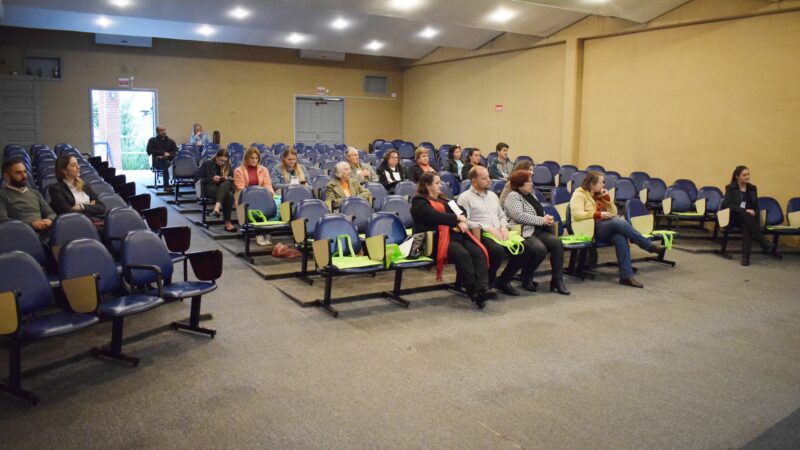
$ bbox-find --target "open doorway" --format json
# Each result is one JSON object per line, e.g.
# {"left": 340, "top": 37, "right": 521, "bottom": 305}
{"left": 91, "top": 89, "right": 157, "bottom": 173}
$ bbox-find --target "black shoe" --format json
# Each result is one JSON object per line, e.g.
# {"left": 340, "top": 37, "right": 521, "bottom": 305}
{"left": 761, "top": 242, "right": 776, "bottom": 255}
{"left": 549, "top": 278, "right": 570, "bottom": 295}
{"left": 521, "top": 279, "right": 538, "bottom": 292}
{"left": 470, "top": 293, "right": 487, "bottom": 309}
{"left": 477, "top": 287, "right": 498, "bottom": 300}
{"left": 619, "top": 277, "right": 644, "bottom": 288}
{"left": 212, "top": 210, "right": 222, "bottom": 218}
{"left": 495, "top": 280, "right": 519, "bottom": 296}
{"left": 742, "top": 253, "right": 750, "bottom": 266}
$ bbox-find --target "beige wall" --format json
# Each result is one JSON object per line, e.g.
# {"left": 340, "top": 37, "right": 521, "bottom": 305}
{"left": 0, "top": 27, "right": 404, "bottom": 152}
{"left": 403, "top": 44, "right": 566, "bottom": 160}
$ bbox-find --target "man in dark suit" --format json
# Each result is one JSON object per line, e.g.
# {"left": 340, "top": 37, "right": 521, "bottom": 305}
{"left": 146, "top": 125, "right": 178, "bottom": 192}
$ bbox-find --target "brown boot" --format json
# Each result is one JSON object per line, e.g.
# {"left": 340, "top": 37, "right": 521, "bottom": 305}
{"left": 619, "top": 277, "right": 644, "bottom": 288}
{"left": 649, "top": 243, "right": 667, "bottom": 259}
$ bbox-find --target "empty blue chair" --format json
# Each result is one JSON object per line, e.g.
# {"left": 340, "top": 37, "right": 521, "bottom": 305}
{"left": 440, "top": 183, "right": 454, "bottom": 200}
{"left": 560, "top": 165, "right": 579, "bottom": 187}
{"left": 364, "top": 182, "right": 387, "bottom": 210}
{"left": 673, "top": 179, "right": 698, "bottom": 203}
{"left": 0, "top": 220, "right": 58, "bottom": 287}
{"left": 121, "top": 230, "right": 222, "bottom": 337}
{"left": 698, "top": 186, "right": 724, "bottom": 214}
{"left": 365, "top": 211, "right": 433, "bottom": 297}
{"left": 391, "top": 139, "right": 405, "bottom": 149}
{"left": 99, "top": 192, "right": 128, "bottom": 211}
{"left": 238, "top": 186, "right": 287, "bottom": 261}
{"left": 540, "top": 161, "right": 560, "bottom": 179}
{"left": 629, "top": 171, "right": 650, "bottom": 192}
{"left": 0, "top": 251, "right": 99, "bottom": 404}
{"left": 440, "top": 172, "right": 460, "bottom": 196}
{"left": 569, "top": 171, "right": 588, "bottom": 192}
{"left": 393, "top": 180, "right": 416, "bottom": 198}
{"left": 341, "top": 196, "right": 374, "bottom": 233}
{"left": 515, "top": 155, "right": 534, "bottom": 165}
{"left": 533, "top": 165, "right": 555, "bottom": 190}
{"left": 642, "top": 178, "right": 667, "bottom": 210}
{"left": 460, "top": 179, "right": 472, "bottom": 196}
{"left": 585, "top": 164, "right": 605, "bottom": 173}
{"left": 491, "top": 180, "right": 506, "bottom": 196}
{"left": 282, "top": 184, "right": 313, "bottom": 215}
{"left": 604, "top": 171, "right": 621, "bottom": 188}
{"left": 50, "top": 213, "right": 101, "bottom": 259}
{"left": 382, "top": 195, "right": 414, "bottom": 229}
{"left": 170, "top": 156, "right": 199, "bottom": 204}
{"left": 612, "top": 178, "right": 638, "bottom": 206}
{"left": 59, "top": 239, "right": 164, "bottom": 365}
{"left": 104, "top": 207, "right": 148, "bottom": 256}
{"left": 398, "top": 142, "right": 415, "bottom": 160}
{"left": 290, "top": 198, "right": 331, "bottom": 279}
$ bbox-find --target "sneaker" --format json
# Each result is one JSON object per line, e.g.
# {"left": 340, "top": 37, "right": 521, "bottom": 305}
{"left": 256, "top": 235, "right": 271, "bottom": 246}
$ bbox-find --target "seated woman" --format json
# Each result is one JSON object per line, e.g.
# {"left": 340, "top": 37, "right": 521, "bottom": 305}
{"left": 408, "top": 147, "right": 437, "bottom": 182}
{"left": 377, "top": 149, "right": 407, "bottom": 193}
{"left": 234, "top": 146, "right": 274, "bottom": 195}
{"left": 410, "top": 172, "right": 493, "bottom": 308}
{"left": 498, "top": 159, "right": 533, "bottom": 206}
{"left": 190, "top": 123, "right": 210, "bottom": 148}
{"left": 442, "top": 145, "right": 464, "bottom": 180}
{"left": 272, "top": 148, "right": 309, "bottom": 187}
{"left": 461, "top": 148, "right": 485, "bottom": 181}
{"left": 197, "top": 149, "right": 236, "bottom": 232}
{"left": 503, "top": 170, "right": 569, "bottom": 295}
{"left": 569, "top": 171, "right": 665, "bottom": 288}
{"left": 324, "top": 161, "right": 373, "bottom": 211}
{"left": 721, "top": 165, "right": 775, "bottom": 266}
{"left": 48, "top": 154, "right": 106, "bottom": 219}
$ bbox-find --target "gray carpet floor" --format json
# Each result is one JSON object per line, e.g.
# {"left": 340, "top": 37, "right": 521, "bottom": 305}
{"left": 1, "top": 176, "right": 799, "bottom": 449}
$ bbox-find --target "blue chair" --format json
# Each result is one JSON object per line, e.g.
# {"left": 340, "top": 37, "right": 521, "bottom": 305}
{"left": 170, "top": 156, "right": 199, "bottom": 204}
{"left": 460, "top": 179, "right": 472, "bottom": 196}
{"left": 398, "top": 142, "right": 415, "bottom": 160}
{"left": 440, "top": 182, "right": 454, "bottom": 200}
{"left": 391, "top": 139, "right": 405, "bottom": 149}
{"left": 760, "top": 196, "right": 800, "bottom": 252}
{"left": 382, "top": 195, "right": 414, "bottom": 230}
{"left": 341, "top": 196, "right": 374, "bottom": 233}
{"left": 310, "top": 214, "right": 384, "bottom": 317}
{"left": 546, "top": 205, "right": 594, "bottom": 280}
{"left": 515, "top": 155, "right": 533, "bottom": 165}
{"left": 282, "top": 184, "right": 313, "bottom": 216}
{"left": 629, "top": 171, "right": 650, "bottom": 192}
{"left": 569, "top": 171, "right": 588, "bottom": 192}
{"left": 104, "top": 207, "right": 148, "bottom": 257}
{"left": 312, "top": 175, "right": 332, "bottom": 200}
{"left": 698, "top": 186, "right": 724, "bottom": 237}
{"left": 59, "top": 239, "right": 164, "bottom": 365}
{"left": 372, "top": 139, "right": 386, "bottom": 152}
{"left": 290, "top": 199, "right": 331, "bottom": 280}
{"left": 238, "top": 186, "right": 288, "bottom": 262}
{"left": 364, "top": 182, "right": 387, "bottom": 211}
{"left": 673, "top": 179, "right": 698, "bottom": 203}
{"left": 439, "top": 172, "right": 460, "bottom": 197}
{"left": 585, "top": 164, "right": 605, "bottom": 173}
{"left": 0, "top": 251, "right": 99, "bottom": 404}
{"left": 540, "top": 161, "right": 560, "bottom": 179}
{"left": 121, "top": 230, "right": 222, "bottom": 337}
{"left": 604, "top": 171, "right": 621, "bottom": 188}
{"left": 624, "top": 198, "right": 676, "bottom": 266}
{"left": 641, "top": 178, "right": 667, "bottom": 210}
{"left": 491, "top": 180, "right": 506, "bottom": 196}
{"left": 50, "top": 213, "right": 101, "bottom": 259}
{"left": 99, "top": 192, "right": 129, "bottom": 212}
{"left": 393, "top": 180, "right": 416, "bottom": 198}
{"left": 612, "top": 178, "right": 638, "bottom": 208}
{"left": 533, "top": 188, "right": 547, "bottom": 205}
{"left": 0, "top": 220, "right": 59, "bottom": 287}
{"left": 662, "top": 185, "right": 706, "bottom": 229}
{"left": 533, "top": 165, "right": 555, "bottom": 191}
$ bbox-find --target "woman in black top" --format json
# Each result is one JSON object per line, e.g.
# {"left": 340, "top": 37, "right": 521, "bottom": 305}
{"left": 461, "top": 148, "right": 484, "bottom": 180}
{"left": 410, "top": 172, "right": 493, "bottom": 308}
{"left": 377, "top": 149, "right": 406, "bottom": 193}
{"left": 197, "top": 149, "right": 236, "bottom": 232}
{"left": 721, "top": 165, "right": 775, "bottom": 265}
{"left": 49, "top": 154, "right": 106, "bottom": 219}
{"left": 442, "top": 145, "right": 463, "bottom": 180}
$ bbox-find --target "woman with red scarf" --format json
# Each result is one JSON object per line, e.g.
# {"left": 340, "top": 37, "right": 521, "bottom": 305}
{"left": 410, "top": 172, "right": 493, "bottom": 308}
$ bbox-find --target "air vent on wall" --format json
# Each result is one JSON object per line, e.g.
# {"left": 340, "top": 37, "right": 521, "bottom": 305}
{"left": 95, "top": 34, "right": 153, "bottom": 48}
{"left": 299, "top": 50, "right": 346, "bottom": 62}
{"left": 364, "top": 75, "right": 388, "bottom": 94}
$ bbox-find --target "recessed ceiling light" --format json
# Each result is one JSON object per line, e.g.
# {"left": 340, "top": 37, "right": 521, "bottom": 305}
{"left": 286, "top": 33, "right": 306, "bottom": 44}
{"left": 229, "top": 7, "right": 251, "bottom": 20}
{"left": 96, "top": 16, "right": 113, "bottom": 28}
{"left": 331, "top": 17, "right": 350, "bottom": 30}
{"left": 365, "top": 40, "right": 384, "bottom": 51}
{"left": 196, "top": 25, "right": 216, "bottom": 36}
{"left": 389, "top": 0, "right": 422, "bottom": 11}
{"left": 488, "top": 7, "right": 517, "bottom": 23}
{"left": 419, "top": 27, "right": 438, "bottom": 39}
{"left": 109, "top": 0, "right": 131, "bottom": 8}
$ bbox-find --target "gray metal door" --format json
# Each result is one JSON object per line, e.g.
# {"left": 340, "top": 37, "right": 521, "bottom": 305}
{"left": 0, "top": 75, "right": 39, "bottom": 148}
{"left": 295, "top": 97, "right": 344, "bottom": 146}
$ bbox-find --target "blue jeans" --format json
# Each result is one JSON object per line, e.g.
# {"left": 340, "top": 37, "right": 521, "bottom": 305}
{"left": 594, "top": 217, "right": 654, "bottom": 279}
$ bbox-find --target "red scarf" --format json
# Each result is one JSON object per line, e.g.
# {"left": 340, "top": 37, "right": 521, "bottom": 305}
{"left": 428, "top": 198, "right": 489, "bottom": 281}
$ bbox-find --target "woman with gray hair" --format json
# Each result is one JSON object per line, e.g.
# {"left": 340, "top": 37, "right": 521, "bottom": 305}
{"left": 190, "top": 123, "right": 210, "bottom": 147}
{"left": 325, "top": 161, "right": 373, "bottom": 210}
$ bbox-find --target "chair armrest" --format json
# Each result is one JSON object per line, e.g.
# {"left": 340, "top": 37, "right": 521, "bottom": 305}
{"left": 639, "top": 189, "right": 647, "bottom": 203}
{"left": 312, "top": 238, "right": 331, "bottom": 267}
{"left": 60, "top": 274, "right": 100, "bottom": 314}
{"left": 142, "top": 206, "right": 168, "bottom": 232}
{"left": 759, "top": 209, "right": 767, "bottom": 228}
{"left": 424, "top": 231, "right": 434, "bottom": 257}
{"left": 291, "top": 217, "right": 308, "bottom": 243}
{"left": 694, "top": 198, "right": 707, "bottom": 215}
{"left": 608, "top": 187, "right": 616, "bottom": 202}
{"left": 279, "top": 202, "right": 292, "bottom": 222}
{"left": 0, "top": 290, "right": 20, "bottom": 335}
{"left": 364, "top": 235, "right": 385, "bottom": 263}
{"left": 124, "top": 263, "right": 164, "bottom": 295}
{"left": 162, "top": 226, "right": 191, "bottom": 253}
{"left": 717, "top": 208, "right": 730, "bottom": 228}
{"left": 662, "top": 196, "right": 673, "bottom": 215}
{"left": 187, "top": 249, "right": 223, "bottom": 281}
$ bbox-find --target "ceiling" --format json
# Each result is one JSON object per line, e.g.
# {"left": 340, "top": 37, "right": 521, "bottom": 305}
{"left": 1, "top": 0, "right": 692, "bottom": 60}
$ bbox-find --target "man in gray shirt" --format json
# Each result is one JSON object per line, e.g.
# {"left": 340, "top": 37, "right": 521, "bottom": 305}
{"left": 0, "top": 158, "right": 57, "bottom": 233}
{"left": 457, "top": 166, "right": 531, "bottom": 296}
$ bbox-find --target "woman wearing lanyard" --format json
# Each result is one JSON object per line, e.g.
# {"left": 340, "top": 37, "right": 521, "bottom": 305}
{"left": 377, "top": 149, "right": 407, "bottom": 193}
{"left": 721, "top": 165, "right": 775, "bottom": 265}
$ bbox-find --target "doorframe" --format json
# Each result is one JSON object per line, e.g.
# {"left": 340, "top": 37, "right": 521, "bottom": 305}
{"left": 293, "top": 95, "right": 345, "bottom": 145}
{"left": 88, "top": 87, "right": 159, "bottom": 159}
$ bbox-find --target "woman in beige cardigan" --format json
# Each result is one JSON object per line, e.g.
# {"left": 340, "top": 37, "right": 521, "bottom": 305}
{"left": 569, "top": 171, "right": 664, "bottom": 288}
{"left": 233, "top": 146, "right": 274, "bottom": 194}
{"left": 325, "top": 161, "right": 373, "bottom": 211}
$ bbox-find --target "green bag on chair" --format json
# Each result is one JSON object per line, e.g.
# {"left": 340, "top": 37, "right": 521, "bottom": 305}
{"left": 482, "top": 229, "right": 526, "bottom": 255}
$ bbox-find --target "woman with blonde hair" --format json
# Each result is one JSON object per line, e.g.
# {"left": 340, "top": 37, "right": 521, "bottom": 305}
{"left": 273, "top": 148, "right": 309, "bottom": 186}
{"left": 408, "top": 147, "right": 436, "bottom": 182}
{"left": 234, "top": 146, "right": 274, "bottom": 194}
{"left": 197, "top": 148, "right": 236, "bottom": 232}
{"left": 48, "top": 154, "right": 106, "bottom": 218}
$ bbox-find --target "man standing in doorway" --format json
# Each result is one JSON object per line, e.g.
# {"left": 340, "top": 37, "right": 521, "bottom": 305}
{"left": 146, "top": 125, "right": 178, "bottom": 192}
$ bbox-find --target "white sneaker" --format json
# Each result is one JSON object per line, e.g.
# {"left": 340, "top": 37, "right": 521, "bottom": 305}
{"left": 255, "top": 235, "right": 271, "bottom": 246}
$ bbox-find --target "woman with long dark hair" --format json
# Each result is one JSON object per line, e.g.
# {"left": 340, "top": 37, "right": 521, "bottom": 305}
{"left": 410, "top": 172, "right": 493, "bottom": 308}
{"left": 721, "top": 165, "right": 775, "bottom": 265}
{"left": 197, "top": 148, "right": 236, "bottom": 231}
{"left": 377, "top": 149, "right": 407, "bottom": 193}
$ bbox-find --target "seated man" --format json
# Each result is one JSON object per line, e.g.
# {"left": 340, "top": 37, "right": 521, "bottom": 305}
{"left": 0, "top": 158, "right": 57, "bottom": 234}
{"left": 489, "top": 142, "right": 514, "bottom": 180}
{"left": 146, "top": 125, "right": 178, "bottom": 192}
{"left": 345, "top": 146, "right": 377, "bottom": 184}
{"left": 457, "top": 166, "right": 531, "bottom": 296}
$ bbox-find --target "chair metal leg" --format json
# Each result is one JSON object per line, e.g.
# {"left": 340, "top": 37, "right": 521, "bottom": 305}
{"left": 171, "top": 296, "right": 217, "bottom": 337}
{"left": 383, "top": 269, "right": 410, "bottom": 307}
{"left": 0, "top": 339, "right": 39, "bottom": 405}
{"left": 91, "top": 318, "right": 140, "bottom": 366}
{"left": 316, "top": 270, "right": 339, "bottom": 318}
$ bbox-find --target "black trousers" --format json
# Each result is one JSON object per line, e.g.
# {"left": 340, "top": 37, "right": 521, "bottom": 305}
{"left": 522, "top": 230, "right": 564, "bottom": 281}
{"left": 447, "top": 235, "right": 489, "bottom": 295}
{"left": 480, "top": 235, "right": 529, "bottom": 285}
{"left": 153, "top": 157, "right": 172, "bottom": 187}
{"left": 205, "top": 180, "right": 234, "bottom": 220}
{"left": 731, "top": 211, "right": 766, "bottom": 255}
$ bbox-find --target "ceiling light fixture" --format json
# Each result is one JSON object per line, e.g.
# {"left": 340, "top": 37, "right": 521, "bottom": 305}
{"left": 287, "top": 33, "right": 306, "bottom": 44}
{"left": 196, "top": 25, "right": 216, "bottom": 36}
{"left": 331, "top": 17, "right": 350, "bottom": 30}
{"left": 109, "top": 0, "right": 131, "bottom": 8}
{"left": 365, "top": 40, "right": 384, "bottom": 51}
{"left": 488, "top": 7, "right": 517, "bottom": 23}
{"left": 389, "top": 0, "right": 421, "bottom": 11}
{"left": 96, "top": 16, "right": 113, "bottom": 28}
{"left": 419, "top": 27, "right": 438, "bottom": 39}
{"left": 229, "top": 7, "right": 251, "bottom": 20}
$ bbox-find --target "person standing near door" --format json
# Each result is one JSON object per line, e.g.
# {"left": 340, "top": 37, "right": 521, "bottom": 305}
{"left": 146, "top": 125, "right": 178, "bottom": 192}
